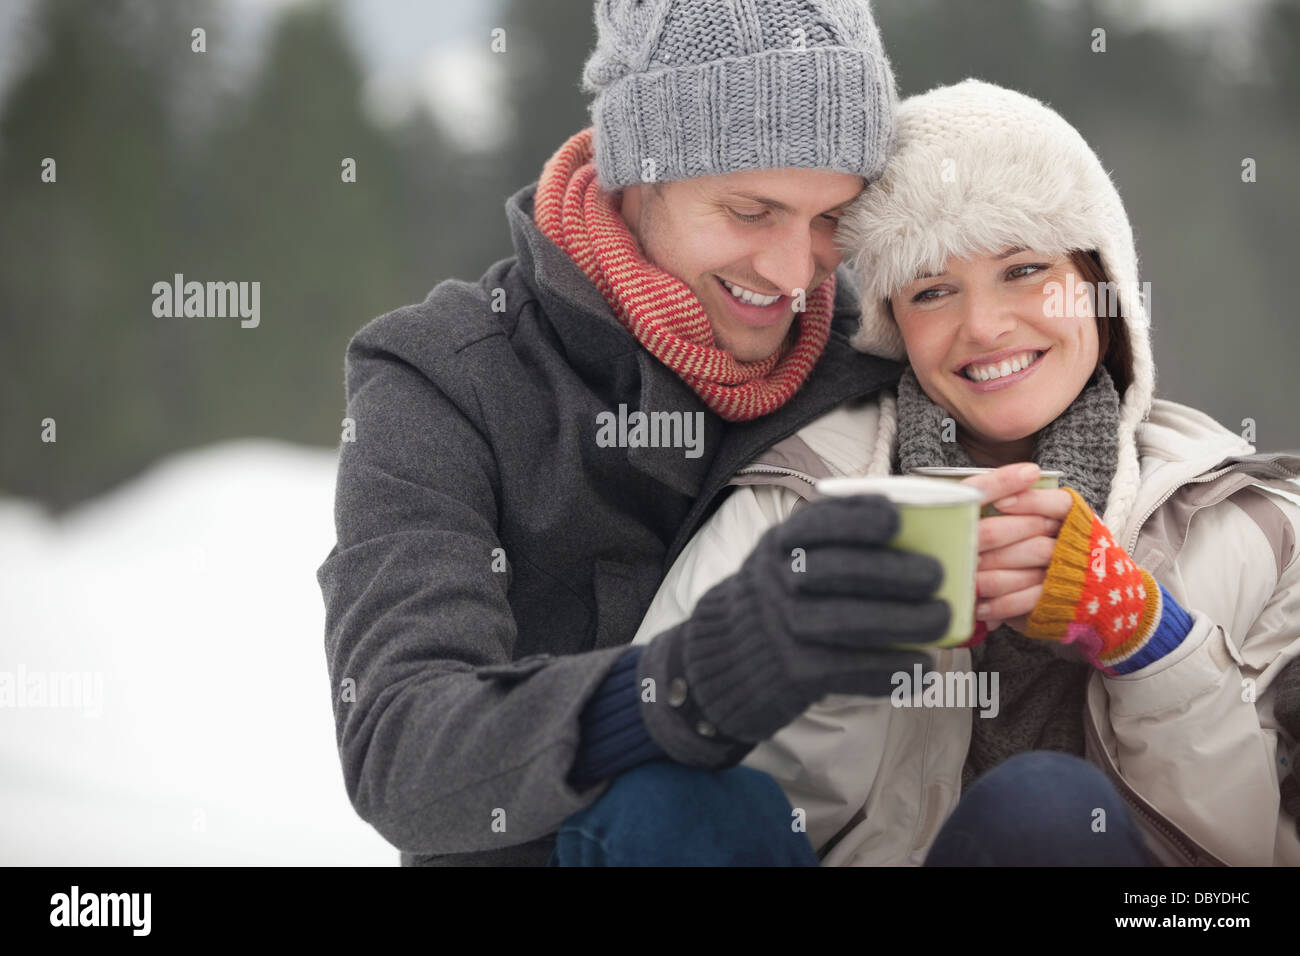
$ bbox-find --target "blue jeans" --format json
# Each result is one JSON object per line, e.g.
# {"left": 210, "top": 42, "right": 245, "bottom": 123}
{"left": 548, "top": 760, "right": 820, "bottom": 866}
{"left": 924, "top": 751, "right": 1159, "bottom": 866}
{"left": 549, "top": 751, "right": 1157, "bottom": 866}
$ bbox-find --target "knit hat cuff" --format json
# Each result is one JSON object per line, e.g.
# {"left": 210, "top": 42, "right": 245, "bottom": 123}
{"left": 591, "top": 46, "right": 894, "bottom": 189}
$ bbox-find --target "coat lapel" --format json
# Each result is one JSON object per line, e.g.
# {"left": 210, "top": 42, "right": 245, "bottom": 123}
{"left": 627, "top": 349, "right": 719, "bottom": 498}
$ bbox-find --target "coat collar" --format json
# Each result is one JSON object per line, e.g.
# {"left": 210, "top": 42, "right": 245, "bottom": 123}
{"left": 506, "top": 182, "right": 716, "bottom": 497}
{"left": 504, "top": 181, "right": 905, "bottom": 516}
{"left": 506, "top": 182, "right": 638, "bottom": 374}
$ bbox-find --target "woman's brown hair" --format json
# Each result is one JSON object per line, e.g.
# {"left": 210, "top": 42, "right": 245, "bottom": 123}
{"left": 1069, "top": 249, "right": 1133, "bottom": 398}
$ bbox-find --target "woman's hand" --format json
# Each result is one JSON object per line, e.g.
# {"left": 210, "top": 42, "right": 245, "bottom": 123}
{"left": 955, "top": 469, "right": 1187, "bottom": 672}
{"left": 957, "top": 464, "right": 1073, "bottom": 635}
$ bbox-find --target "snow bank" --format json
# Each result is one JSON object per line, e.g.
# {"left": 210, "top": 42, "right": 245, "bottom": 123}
{"left": 0, "top": 440, "right": 396, "bottom": 864}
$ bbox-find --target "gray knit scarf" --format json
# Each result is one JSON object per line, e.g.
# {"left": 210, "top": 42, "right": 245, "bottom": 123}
{"left": 894, "top": 365, "right": 1121, "bottom": 791}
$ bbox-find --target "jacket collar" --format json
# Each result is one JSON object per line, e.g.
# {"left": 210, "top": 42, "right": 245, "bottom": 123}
{"left": 506, "top": 182, "right": 716, "bottom": 496}
{"left": 506, "top": 182, "right": 641, "bottom": 374}
{"left": 504, "top": 180, "right": 904, "bottom": 516}
{"left": 1122, "top": 399, "right": 1300, "bottom": 547}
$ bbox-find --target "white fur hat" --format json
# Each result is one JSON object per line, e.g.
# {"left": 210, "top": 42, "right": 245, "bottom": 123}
{"left": 839, "top": 78, "right": 1155, "bottom": 531}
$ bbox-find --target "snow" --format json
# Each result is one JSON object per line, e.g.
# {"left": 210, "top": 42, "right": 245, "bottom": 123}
{"left": 0, "top": 440, "right": 397, "bottom": 864}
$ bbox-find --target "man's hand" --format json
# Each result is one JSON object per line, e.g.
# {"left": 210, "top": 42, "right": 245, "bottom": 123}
{"left": 637, "top": 493, "right": 949, "bottom": 768}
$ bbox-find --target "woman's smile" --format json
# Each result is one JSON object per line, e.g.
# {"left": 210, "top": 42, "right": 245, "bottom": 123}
{"left": 956, "top": 347, "right": 1051, "bottom": 392}
{"left": 888, "top": 247, "right": 1100, "bottom": 453}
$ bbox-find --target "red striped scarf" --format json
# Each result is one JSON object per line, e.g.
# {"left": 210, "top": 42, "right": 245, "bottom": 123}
{"left": 532, "top": 128, "right": 833, "bottom": 422}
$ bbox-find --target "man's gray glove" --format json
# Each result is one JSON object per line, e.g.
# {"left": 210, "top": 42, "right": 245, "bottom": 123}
{"left": 638, "top": 493, "right": 950, "bottom": 768}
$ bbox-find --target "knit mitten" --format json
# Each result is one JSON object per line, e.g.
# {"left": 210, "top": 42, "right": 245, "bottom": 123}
{"left": 1025, "top": 488, "right": 1193, "bottom": 675}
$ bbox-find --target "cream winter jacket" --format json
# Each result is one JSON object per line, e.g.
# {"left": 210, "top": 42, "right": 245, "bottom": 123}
{"left": 631, "top": 396, "right": 1300, "bottom": 867}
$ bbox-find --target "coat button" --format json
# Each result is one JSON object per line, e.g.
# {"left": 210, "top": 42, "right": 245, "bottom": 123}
{"left": 695, "top": 719, "right": 717, "bottom": 737}
{"left": 667, "top": 677, "right": 688, "bottom": 707}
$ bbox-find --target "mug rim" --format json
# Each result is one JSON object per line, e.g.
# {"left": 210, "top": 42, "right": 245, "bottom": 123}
{"left": 816, "top": 475, "right": 985, "bottom": 506}
{"left": 908, "top": 466, "right": 1065, "bottom": 480}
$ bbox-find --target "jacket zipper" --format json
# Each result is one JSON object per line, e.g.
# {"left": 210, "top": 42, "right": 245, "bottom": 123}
{"left": 1124, "top": 466, "right": 1232, "bottom": 553}
{"left": 1084, "top": 700, "right": 1226, "bottom": 866}
{"left": 1125, "top": 458, "right": 1300, "bottom": 552}
{"left": 734, "top": 464, "right": 821, "bottom": 488}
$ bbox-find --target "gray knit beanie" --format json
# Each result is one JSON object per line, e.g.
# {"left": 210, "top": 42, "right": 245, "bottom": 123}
{"left": 581, "top": 0, "right": 897, "bottom": 190}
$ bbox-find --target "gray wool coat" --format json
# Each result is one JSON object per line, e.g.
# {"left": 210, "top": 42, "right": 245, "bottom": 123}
{"left": 316, "top": 182, "right": 904, "bottom": 866}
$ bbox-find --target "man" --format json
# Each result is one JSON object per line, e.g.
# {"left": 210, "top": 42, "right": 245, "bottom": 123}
{"left": 317, "top": 0, "right": 947, "bottom": 867}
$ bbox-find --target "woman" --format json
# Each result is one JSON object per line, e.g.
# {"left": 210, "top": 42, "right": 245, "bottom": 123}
{"left": 631, "top": 79, "right": 1300, "bottom": 866}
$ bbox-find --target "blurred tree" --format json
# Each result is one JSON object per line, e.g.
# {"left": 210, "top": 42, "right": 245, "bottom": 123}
{"left": 2, "top": 0, "right": 1297, "bottom": 510}
{"left": 0, "top": 0, "right": 209, "bottom": 508}
{"left": 195, "top": 0, "right": 416, "bottom": 449}
{"left": 391, "top": 99, "right": 512, "bottom": 298}
{"left": 1265, "top": 0, "right": 1300, "bottom": 94}
{"left": 499, "top": 0, "right": 596, "bottom": 191}
{"left": 0, "top": 0, "right": 486, "bottom": 508}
